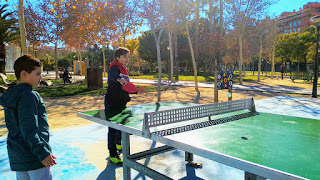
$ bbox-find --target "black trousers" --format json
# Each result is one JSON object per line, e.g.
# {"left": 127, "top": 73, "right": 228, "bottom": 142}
{"left": 105, "top": 106, "right": 125, "bottom": 157}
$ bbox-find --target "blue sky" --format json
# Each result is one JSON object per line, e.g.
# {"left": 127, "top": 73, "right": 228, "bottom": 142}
{"left": 1, "top": 0, "right": 318, "bottom": 18}
{"left": 268, "top": 0, "right": 320, "bottom": 17}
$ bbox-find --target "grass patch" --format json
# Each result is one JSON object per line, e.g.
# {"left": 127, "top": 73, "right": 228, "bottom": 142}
{"left": 35, "top": 83, "right": 108, "bottom": 97}
{"left": 34, "top": 82, "right": 172, "bottom": 98}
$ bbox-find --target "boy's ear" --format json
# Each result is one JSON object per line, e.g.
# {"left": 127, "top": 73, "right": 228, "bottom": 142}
{"left": 20, "top": 70, "right": 28, "bottom": 79}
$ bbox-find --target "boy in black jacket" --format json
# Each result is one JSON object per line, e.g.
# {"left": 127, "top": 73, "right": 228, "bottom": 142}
{"left": 105, "top": 47, "right": 144, "bottom": 164}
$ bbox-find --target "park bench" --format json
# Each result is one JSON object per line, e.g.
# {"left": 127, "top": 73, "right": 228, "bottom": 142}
{"left": 0, "top": 73, "right": 15, "bottom": 93}
{"left": 0, "top": 73, "right": 53, "bottom": 93}
{"left": 290, "top": 72, "right": 313, "bottom": 83}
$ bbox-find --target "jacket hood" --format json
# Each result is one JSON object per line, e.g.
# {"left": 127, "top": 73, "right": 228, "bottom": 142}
{"left": 109, "top": 61, "right": 128, "bottom": 75}
{"left": 0, "top": 83, "right": 32, "bottom": 109}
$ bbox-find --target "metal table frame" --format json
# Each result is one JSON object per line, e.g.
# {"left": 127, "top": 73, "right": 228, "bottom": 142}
{"left": 78, "top": 100, "right": 306, "bottom": 180}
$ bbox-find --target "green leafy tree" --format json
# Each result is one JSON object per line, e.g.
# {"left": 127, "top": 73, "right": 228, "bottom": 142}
{"left": 138, "top": 31, "right": 157, "bottom": 71}
{"left": 0, "top": 4, "right": 19, "bottom": 74}
{"left": 226, "top": 0, "right": 276, "bottom": 85}
{"left": 275, "top": 33, "right": 296, "bottom": 70}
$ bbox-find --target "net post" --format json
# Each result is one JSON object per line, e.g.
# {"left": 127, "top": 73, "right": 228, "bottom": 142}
{"left": 250, "top": 98, "right": 256, "bottom": 113}
{"left": 142, "top": 113, "right": 151, "bottom": 138}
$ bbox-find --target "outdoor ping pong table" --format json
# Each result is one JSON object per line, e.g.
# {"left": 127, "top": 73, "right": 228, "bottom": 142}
{"left": 78, "top": 98, "right": 320, "bottom": 180}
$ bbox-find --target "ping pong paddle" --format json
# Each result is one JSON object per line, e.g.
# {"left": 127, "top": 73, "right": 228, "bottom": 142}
{"left": 122, "top": 82, "right": 138, "bottom": 93}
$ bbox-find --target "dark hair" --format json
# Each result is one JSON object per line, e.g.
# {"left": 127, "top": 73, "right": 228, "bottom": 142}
{"left": 114, "top": 47, "right": 130, "bottom": 61}
{"left": 14, "top": 54, "right": 42, "bottom": 80}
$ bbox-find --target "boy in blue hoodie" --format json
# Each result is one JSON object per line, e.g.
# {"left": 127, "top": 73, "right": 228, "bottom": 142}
{"left": 105, "top": 47, "right": 144, "bottom": 164}
{"left": 0, "top": 55, "right": 56, "bottom": 180}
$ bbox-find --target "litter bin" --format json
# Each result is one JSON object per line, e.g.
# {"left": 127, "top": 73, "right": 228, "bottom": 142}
{"left": 87, "top": 68, "right": 103, "bottom": 90}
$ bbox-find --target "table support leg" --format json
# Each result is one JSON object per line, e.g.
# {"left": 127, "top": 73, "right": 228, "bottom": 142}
{"left": 245, "top": 172, "right": 266, "bottom": 180}
{"left": 185, "top": 152, "right": 193, "bottom": 162}
{"left": 122, "top": 132, "right": 131, "bottom": 180}
{"left": 185, "top": 152, "right": 202, "bottom": 168}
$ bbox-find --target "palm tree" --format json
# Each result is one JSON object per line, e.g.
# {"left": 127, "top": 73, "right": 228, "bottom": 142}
{"left": 126, "top": 39, "right": 140, "bottom": 76}
{"left": 0, "top": 4, "right": 19, "bottom": 74}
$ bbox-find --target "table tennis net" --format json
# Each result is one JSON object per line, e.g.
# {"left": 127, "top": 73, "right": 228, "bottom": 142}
{"left": 153, "top": 111, "right": 256, "bottom": 136}
{"left": 144, "top": 98, "right": 255, "bottom": 128}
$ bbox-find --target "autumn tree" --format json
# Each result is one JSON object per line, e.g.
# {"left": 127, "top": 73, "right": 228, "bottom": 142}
{"left": 226, "top": 0, "right": 276, "bottom": 85}
{"left": 24, "top": 2, "right": 48, "bottom": 58}
{"left": 176, "top": 0, "right": 201, "bottom": 99}
{"left": 40, "top": 0, "right": 67, "bottom": 79}
{"left": 139, "top": 0, "right": 167, "bottom": 102}
{"left": 165, "top": 0, "right": 179, "bottom": 81}
{"left": 265, "top": 18, "right": 280, "bottom": 78}
{"left": 202, "top": 0, "right": 227, "bottom": 102}
{"left": 112, "top": 0, "right": 142, "bottom": 47}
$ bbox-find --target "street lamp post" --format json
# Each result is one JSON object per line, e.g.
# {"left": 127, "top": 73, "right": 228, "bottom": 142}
{"left": 312, "top": 15, "right": 320, "bottom": 98}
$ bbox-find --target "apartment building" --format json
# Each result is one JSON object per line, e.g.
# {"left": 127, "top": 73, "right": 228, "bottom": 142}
{"left": 276, "top": 2, "right": 320, "bottom": 34}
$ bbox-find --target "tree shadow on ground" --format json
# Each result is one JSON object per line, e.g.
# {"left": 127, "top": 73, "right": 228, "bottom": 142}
{"left": 194, "top": 90, "right": 200, "bottom": 103}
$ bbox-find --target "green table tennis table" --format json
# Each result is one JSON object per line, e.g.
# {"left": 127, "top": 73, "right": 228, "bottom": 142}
{"left": 78, "top": 98, "right": 320, "bottom": 180}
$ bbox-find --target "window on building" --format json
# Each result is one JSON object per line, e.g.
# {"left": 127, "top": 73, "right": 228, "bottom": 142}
{"left": 294, "top": 21, "right": 296, "bottom": 27}
{"left": 290, "top": 22, "right": 292, "bottom": 27}
{"left": 298, "top": 28, "right": 300, "bottom": 32}
{"left": 284, "top": 30, "right": 288, "bottom": 34}
{"left": 298, "top": 20, "right": 301, "bottom": 26}
{"left": 293, "top": 29, "right": 296, "bottom": 32}
{"left": 289, "top": 29, "right": 292, "bottom": 33}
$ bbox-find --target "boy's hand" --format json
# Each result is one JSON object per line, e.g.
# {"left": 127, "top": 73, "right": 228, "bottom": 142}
{"left": 41, "top": 154, "right": 57, "bottom": 167}
{"left": 117, "top": 78, "right": 127, "bottom": 86}
{"left": 137, "top": 87, "right": 145, "bottom": 94}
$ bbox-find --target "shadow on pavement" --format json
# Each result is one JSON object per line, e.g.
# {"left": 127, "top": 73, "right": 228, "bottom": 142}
{"left": 179, "top": 163, "right": 205, "bottom": 180}
{"left": 132, "top": 141, "right": 157, "bottom": 180}
{"left": 97, "top": 159, "right": 122, "bottom": 180}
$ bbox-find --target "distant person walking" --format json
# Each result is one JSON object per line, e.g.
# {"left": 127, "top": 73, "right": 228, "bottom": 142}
{"left": 62, "top": 68, "right": 70, "bottom": 85}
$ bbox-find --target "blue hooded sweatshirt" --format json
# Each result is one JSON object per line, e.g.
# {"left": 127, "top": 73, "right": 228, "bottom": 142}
{"left": 0, "top": 83, "right": 51, "bottom": 171}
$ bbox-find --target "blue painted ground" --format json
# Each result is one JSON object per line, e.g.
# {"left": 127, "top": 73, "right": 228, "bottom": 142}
{"left": 1, "top": 96, "right": 319, "bottom": 180}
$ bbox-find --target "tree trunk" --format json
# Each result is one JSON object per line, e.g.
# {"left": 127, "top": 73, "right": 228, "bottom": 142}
{"left": 185, "top": 23, "right": 198, "bottom": 91}
{"left": 155, "top": 39, "right": 162, "bottom": 102}
{"left": 238, "top": 35, "right": 243, "bottom": 85}
{"left": 102, "top": 46, "right": 106, "bottom": 77}
{"left": 252, "top": 56, "right": 255, "bottom": 75}
{"left": 174, "top": 32, "right": 179, "bottom": 79}
{"left": 18, "top": 0, "right": 27, "bottom": 55}
{"left": 271, "top": 43, "right": 275, "bottom": 79}
{"left": 168, "top": 30, "right": 174, "bottom": 81}
{"left": 152, "top": 25, "right": 165, "bottom": 103}
{"left": 55, "top": 42, "right": 58, "bottom": 80}
{"left": 0, "top": 43, "right": 6, "bottom": 74}
{"left": 86, "top": 44, "right": 90, "bottom": 81}
{"left": 258, "top": 35, "right": 262, "bottom": 82}
{"left": 78, "top": 49, "right": 82, "bottom": 76}
{"left": 214, "top": 61, "right": 218, "bottom": 102}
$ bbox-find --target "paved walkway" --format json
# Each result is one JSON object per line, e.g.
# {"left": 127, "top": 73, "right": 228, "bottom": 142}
{"left": 129, "top": 79, "right": 318, "bottom": 95}
{"left": 38, "top": 71, "right": 319, "bottom": 95}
